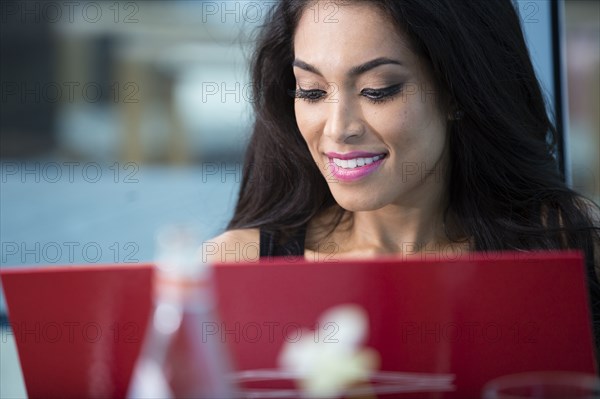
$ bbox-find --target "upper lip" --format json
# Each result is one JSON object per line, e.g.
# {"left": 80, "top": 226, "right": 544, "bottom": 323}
{"left": 325, "top": 151, "right": 387, "bottom": 160}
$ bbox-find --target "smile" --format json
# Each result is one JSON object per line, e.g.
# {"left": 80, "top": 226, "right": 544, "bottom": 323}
{"left": 331, "top": 154, "right": 385, "bottom": 169}
{"left": 327, "top": 154, "right": 387, "bottom": 182}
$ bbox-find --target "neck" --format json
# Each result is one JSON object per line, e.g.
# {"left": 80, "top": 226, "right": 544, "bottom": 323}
{"left": 337, "top": 165, "right": 452, "bottom": 256}
{"left": 347, "top": 199, "right": 447, "bottom": 254}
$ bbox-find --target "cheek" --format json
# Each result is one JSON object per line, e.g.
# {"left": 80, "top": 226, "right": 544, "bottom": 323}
{"left": 367, "top": 103, "right": 447, "bottom": 165}
{"left": 295, "top": 105, "right": 323, "bottom": 149}
{"left": 392, "top": 98, "right": 445, "bottom": 141}
{"left": 396, "top": 101, "right": 433, "bottom": 132}
{"left": 365, "top": 107, "right": 414, "bottom": 146}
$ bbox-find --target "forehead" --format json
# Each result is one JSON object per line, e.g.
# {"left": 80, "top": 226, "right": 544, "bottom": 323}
{"left": 293, "top": 2, "right": 417, "bottom": 70}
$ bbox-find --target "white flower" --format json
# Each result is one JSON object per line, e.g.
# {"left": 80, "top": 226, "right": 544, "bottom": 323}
{"left": 278, "top": 304, "right": 379, "bottom": 398}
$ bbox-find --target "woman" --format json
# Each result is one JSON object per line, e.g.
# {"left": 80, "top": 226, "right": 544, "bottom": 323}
{"left": 206, "top": 1, "right": 600, "bottom": 353}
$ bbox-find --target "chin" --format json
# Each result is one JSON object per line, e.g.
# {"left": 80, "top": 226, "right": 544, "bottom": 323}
{"left": 330, "top": 190, "right": 390, "bottom": 212}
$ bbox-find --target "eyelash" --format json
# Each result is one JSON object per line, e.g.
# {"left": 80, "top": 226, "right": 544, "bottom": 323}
{"left": 288, "top": 88, "right": 325, "bottom": 103}
{"left": 288, "top": 84, "right": 404, "bottom": 104}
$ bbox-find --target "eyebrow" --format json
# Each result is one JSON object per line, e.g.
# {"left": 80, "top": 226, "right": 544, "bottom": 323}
{"left": 292, "top": 57, "right": 403, "bottom": 78}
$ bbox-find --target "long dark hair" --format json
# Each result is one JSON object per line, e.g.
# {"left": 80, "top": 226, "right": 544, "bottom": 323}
{"left": 226, "top": 0, "right": 599, "bottom": 350}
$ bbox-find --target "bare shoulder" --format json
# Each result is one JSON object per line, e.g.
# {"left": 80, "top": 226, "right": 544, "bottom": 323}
{"left": 201, "top": 228, "right": 260, "bottom": 265}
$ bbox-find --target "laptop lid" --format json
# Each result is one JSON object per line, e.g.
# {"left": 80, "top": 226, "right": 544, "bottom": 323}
{"left": 213, "top": 251, "right": 597, "bottom": 398}
{"left": 0, "top": 264, "right": 153, "bottom": 398}
{"left": 1, "top": 251, "right": 596, "bottom": 398}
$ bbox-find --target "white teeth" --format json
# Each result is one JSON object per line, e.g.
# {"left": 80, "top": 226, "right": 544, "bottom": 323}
{"left": 332, "top": 154, "right": 384, "bottom": 169}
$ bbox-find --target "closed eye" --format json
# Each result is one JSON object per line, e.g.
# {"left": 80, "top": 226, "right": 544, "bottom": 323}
{"left": 288, "top": 87, "right": 327, "bottom": 103}
{"left": 288, "top": 83, "right": 404, "bottom": 104}
{"left": 360, "top": 84, "right": 404, "bottom": 104}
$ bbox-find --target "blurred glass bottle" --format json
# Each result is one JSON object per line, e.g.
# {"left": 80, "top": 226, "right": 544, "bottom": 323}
{"left": 128, "top": 225, "right": 238, "bottom": 399}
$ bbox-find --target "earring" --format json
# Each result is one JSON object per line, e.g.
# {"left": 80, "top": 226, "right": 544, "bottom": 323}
{"left": 449, "top": 110, "right": 464, "bottom": 121}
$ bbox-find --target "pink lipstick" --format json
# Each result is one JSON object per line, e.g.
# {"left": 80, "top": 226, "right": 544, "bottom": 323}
{"left": 325, "top": 151, "right": 387, "bottom": 182}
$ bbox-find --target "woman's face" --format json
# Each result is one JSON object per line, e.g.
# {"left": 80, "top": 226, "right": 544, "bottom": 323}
{"left": 293, "top": 2, "right": 449, "bottom": 212}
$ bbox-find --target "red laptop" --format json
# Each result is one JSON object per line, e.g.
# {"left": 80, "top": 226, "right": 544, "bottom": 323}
{"left": 1, "top": 251, "right": 597, "bottom": 398}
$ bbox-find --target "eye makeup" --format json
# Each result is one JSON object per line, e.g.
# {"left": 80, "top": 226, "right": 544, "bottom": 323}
{"left": 288, "top": 87, "right": 326, "bottom": 102}
{"left": 289, "top": 83, "right": 404, "bottom": 104}
{"left": 360, "top": 83, "right": 404, "bottom": 104}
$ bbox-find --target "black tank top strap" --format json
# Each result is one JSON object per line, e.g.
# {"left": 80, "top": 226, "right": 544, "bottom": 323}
{"left": 259, "top": 228, "right": 276, "bottom": 258}
{"left": 259, "top": 225, "right": 307, "bottom": 259}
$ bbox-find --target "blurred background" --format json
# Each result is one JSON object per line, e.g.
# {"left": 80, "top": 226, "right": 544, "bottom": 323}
{"left": 0, "top": 0, "right": 598, "bottom": 397}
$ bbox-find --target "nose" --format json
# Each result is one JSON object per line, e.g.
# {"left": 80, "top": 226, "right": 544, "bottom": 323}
{"left": 322, "top": 92, "right": 365, "bottom": 144}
